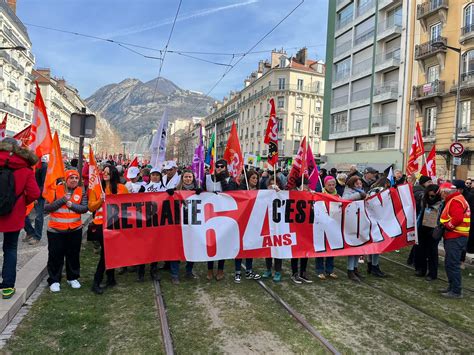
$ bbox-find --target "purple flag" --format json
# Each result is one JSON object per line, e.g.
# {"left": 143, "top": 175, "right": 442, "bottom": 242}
{"left": 192, "top": 126, "right": 205, "bottom": 187}
{"left": 307, "top": 145, "right": 319, "bottom": 191}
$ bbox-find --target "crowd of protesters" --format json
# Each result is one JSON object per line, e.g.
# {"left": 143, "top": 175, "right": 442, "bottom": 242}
{"left": 0, "top": 143, "right": 472, "bottom": 299}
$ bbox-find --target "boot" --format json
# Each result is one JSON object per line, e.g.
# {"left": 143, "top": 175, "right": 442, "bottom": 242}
{"left": 347, "top": 270, "right": 360, "bottom": 283}
{"left": 354, "top": 267, "right": 364, "bottom": 279}
{"left": 367, "top": 262, "right": 372, "bottom": 274}
{"left": 91, "top": 282, "right": 103, "bottom": 295}
{"left": 216, "top": 270, "right": 225, "bottom": 281}
{"left": 372, "top": 265, "right": 386, "bottom": 277}
{"left": 150, "top": 269, "right": 161, "bottom": 281}
{"left": 207, "top": 270, "right": 214, "bottom": 281}
{"left": 105, "top": 278, "right": 117, "bottom": 288}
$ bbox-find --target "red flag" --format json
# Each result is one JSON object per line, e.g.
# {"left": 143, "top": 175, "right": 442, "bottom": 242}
{"left": 406, "top": 122, "right": 424, "bottom": 175}
{"left": 30, "top": 83, "right": 53, "bottom": 158}
{"left": 14, "top": 125, "right": 32, "bottom": 147}
{"left": 0, "top": 113, "right": 7, "bottom": 140}
{"left": 420, "top": 145, "right": 436, "bottom": 178}
{"left": 307, "top": 144, "right": 319, "bottom": 190}
{"left": 124, "top": 156, "right": 139, "bottom": 182}
{"left": 286, "top": 137, "right": 307, "bottom": 190}
{"left": 43, "top": 132, "right": 65, "bottom": 202}
{"left": 264, "top": 98, "right": 278, "bottom": 166}
{"left": 223, "top": 121, "right": 244, "bottom": 182}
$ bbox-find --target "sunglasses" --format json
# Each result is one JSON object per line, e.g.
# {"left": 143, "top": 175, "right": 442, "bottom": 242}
{"left": 216, "top": 165, "right": 225, "bottom": 168}
{"left": 428, "top": 193, "right": 437, "bottom": 197}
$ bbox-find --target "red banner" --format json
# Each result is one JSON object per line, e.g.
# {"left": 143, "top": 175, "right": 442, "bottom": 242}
{"left": 103, "top": 185, "right": 417, "bottom": 269}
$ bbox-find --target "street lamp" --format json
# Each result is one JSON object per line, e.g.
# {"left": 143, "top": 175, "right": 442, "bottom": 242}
{"left": 431, "top": 40, "right": 462, "bottom": 179}
{"left": 0, "top": 46, "right": 26, "bottom": 51}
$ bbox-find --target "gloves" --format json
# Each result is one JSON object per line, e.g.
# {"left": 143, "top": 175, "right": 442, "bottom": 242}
{"left": 166, "top": 189, "right": 175, "bottom": 196}
{"left": 195, "top": 188, "right": 202, "bottom": 195}
{"left": 360, "top": 192, "right": 367, "bottom": 199}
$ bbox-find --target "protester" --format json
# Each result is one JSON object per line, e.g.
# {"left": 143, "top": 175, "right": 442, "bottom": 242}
{"left": 234, "top": 169, "right": 261, "bottom": 283}
{"left": 452, "top": 179, "right": 474, "bottom": 270}
{"left": 465, "top": 178, "right": 472, "bottom": 193}
{"left": 439, "top": 182, "right": 470, "bottom": 298}
{"left": 141, "top": 167, "right": 151, "bottom": 184}
{"left": 361, "top": 167, "right": 377, "bottom": 192}
{"left": 88, "top": 165, "right": 128, "bottom": 295}
{"left": 162, "top": 161, "right": 180, "bottom": 189}
{"left": 415, "top": 184, "right": 441, "bottom": 281}
{"left": 0, "top": 137, "right": 40, "bottom": 299}
{"left": 24, "top": 154, "right": 48, "bottom": 245}
{"left": 125, "top": 166, "right": 145, "bottom": 193}
{"left": 347, "top": 165, "right": 361, "bottom": 179}
{"left": 394, "top": 169, "right": 406, "bottom": 186}
{"left": 44, "top": 170, "right": 88, "bottom": 292}
{"left": 315, "top": 176, "right": 338, "bottom": 280}
{"left": 336, "top": 173, "right": 347, "bottom": 197}
{"left": 342, "top": 176, "right": 366, "bottom": 282}
{"left": 144, "top": 167, "right": 165, "bottom": 192}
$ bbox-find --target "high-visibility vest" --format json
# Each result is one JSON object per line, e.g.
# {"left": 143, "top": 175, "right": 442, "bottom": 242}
{"left": 92, "top": 184, "right": 128, "bottom": 225}
{"left": 440, "top": 194, "right": 471, "bottom": 237}
{"left": 48, "top": 185, "right": 83, "bottom": 231}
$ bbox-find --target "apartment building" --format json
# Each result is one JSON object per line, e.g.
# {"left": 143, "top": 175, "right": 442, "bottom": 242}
{"left": 0, "top": 0, "right": 35, "bottom": 135}
{"left": 406, "top": 0, "right": 474, "bottom": 179}
{"left": 323, "top": 0, "right": 412, "bottom": 172}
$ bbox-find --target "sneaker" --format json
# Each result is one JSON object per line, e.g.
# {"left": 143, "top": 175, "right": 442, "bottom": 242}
{"left": 425, "top": 276, "right": 437, "bottom": 281}
{"left": 460, "top": 262, "right": 466, "bottom": 270}
{"left": 171, "top": 278, "right": 180, "bottom": 285}
{"left": 291, "top": 273, "right": 302, "bottom": 284}
{"left": 2, "top": 288, "right": 15, "bottom": 299}
{"left": 67, "top": 280, "right": 81, "bottom": 289}
{"left": 234, "top": 273, "right": 242, "bottom": 283}
{"left": 358, "top": 256, "right": 365, "bottom": 264}
{"left": 273, "top": 272, "right": 281, "bottom": 283}
{"left": 441, "top": 291, "right": 462, "bottom": 299}
{"left": 22, "top": 234, "right": 33, "bottom": 243}
{"left": 327, "top": 272, "right": 338, "bottom": 279}
{"left": 245, "top": 271, "right": 261, "bottom": 280}
{"left": 49, "top": 282, "right": 60, "bottom": 292}
{"left": 299, "top": 274, "right": 313, "bottom": 284}
{"left": 262, "top": 270, "right": 272, "bottom": 279}
{"left": 185, "top": 272, "right": 198, "bottom": 279}
{"left": 28, "top": 238, "right": 40, "bottom": 246}
{"left": 438, "top": 288, "right": 451, "bottom": 293}
{"left": 317, "top": 273, "right": 327, "bottom": 280}
{"left": 105, "top": 279, "right": 117, "bottom": 288}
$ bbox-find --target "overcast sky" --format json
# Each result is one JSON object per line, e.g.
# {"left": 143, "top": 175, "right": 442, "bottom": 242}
{"left": 18, "top": 0, "right": 327, "bottom": 100}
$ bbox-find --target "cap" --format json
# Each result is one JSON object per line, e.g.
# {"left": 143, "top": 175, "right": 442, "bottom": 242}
{"left": 452, "top": 179, "right": 466, "bottom": 190}
{"left": 418, "top": 175, "right": 432, "bottom": 186}
{"left": 215, "top": 159, "right": 227, "bottom": 167}
{"left": 162, "top": 160, "right": 178, "bottom": 170}
{"left": 439, "top": 182, "right": 456, "bottom": 190}
{"left": 364, "top": 167, "right": 377, "bottom": 174}
{"left": 127, "top": 166, "right": 140, "bottom": 179}
{"left": 65, "top": 170, "right": 79, "bottom": 181}
{"left": 150, "top": 167, "right": 161, "bottom": 174}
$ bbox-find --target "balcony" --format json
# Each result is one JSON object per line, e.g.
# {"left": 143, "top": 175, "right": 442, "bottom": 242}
{"left": 356, "top": 0, "right": 375, "bottom": 20}
{"left": 377, "top": 16, "right": 402, "bottom": 42}
{"left": 336, "top": 15, "right": 353, "bottom": 32}
{"left": 334, "top": 39, "right": 352, "bottom": 60}
{"left": 350, "top": 117, "right": 370, "bottom": 132}
{"left": 449, "top": 71, "right": 474, "bottom": 96}
{"left": 460, "top": 24, "right": 474, "bottom": 45}
{"left": 371, "top": 113, "right": 396, "bottom": 134}
{"left": 373, "top": 82, "right": 398, "bottom": 103}
{"left": 7, "top": 81, "right": 17, "bottom": 91}
{"left": 414, "top": 37, "right": 446, "bottom": 70}
{"left": 0, "top": 50, "right": 10, "bottom": 63}
{"left": 352, "top": 57, "right": 373, "bottom": 79}
{"left": 354, "top": 27, "right": 375, "bottom": 47}
{"left": 379, "top": 0, "right": 402, "bottom": 11}
{"left": 333, "top": 69, "right": 350, "bottom": 86}
{"left": 330, "top": 120, "right": 348, "bottom": 134}
{"left": 336, "top": 0, "right": 351, "bottom": 10}
{"left": 417, "top": 0, "right": 448, "bottom": 30}
{"left": 331, "top": 95, "right": 349, "bottom": 109}
{"left": 350, "top": 87, "right": 371, "bottom": 106}
{"left": 375, "top": 49, "right": 401, "bottom": 73}
{"left": 412, "top": 80, "right": 445, "bottom": 113}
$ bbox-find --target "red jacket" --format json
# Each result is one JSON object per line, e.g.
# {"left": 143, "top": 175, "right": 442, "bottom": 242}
{"left": 0, "top": 141, "right": 40, "bottom": 233}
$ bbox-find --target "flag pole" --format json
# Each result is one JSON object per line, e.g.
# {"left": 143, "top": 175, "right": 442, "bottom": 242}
{"left": 243, "top": 165, "right": 249, "bottom": 190}
{"left": 301, "top": 137, "right": 308, "bottom": 190}
{"left": 213, "top": 123, "right": 217, "bottom": 192}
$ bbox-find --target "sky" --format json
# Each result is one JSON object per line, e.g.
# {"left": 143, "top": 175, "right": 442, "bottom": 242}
{"left": 17, "top": 0, "right": 328, "bottom": 100}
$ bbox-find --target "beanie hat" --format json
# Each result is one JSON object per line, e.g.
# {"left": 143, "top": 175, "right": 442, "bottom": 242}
{"left": 324, "top": 175, "right": 335, "bottom": 186}
{"left": 215, "top": 159, "right": 227, "bottom": 167}
{"left": 65, "top": 169, "right": 79, "bottom": 181}
{"left": 418, "top": 175, "right": 432, "bottom": 186}
{"left": 452, "top": 179, "right": 466, "bottom": 190}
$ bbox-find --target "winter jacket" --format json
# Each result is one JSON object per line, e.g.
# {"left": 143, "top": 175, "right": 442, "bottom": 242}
{"left": 342, "top": 186, "right": 365, "bottom": 201}
{"left": 0, "top": 141, "right": 40, "bottom": 232}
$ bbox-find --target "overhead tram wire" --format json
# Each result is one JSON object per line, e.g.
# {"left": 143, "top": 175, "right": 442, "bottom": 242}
{"left": 151, "top": 0, "right": 183, "bottom": 103}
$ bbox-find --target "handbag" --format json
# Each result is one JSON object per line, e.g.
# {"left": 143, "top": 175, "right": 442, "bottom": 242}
{"left": 87, "top": 223, "right": 103, "bottom": 242}
{"left": 432, "top": 225, "right": 445, "bottom": 241}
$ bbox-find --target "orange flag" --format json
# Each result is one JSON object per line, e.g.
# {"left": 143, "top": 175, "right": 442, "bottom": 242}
{"left": 29, "top": 82, "right": 53, "bottom": 158}
{"left": 89, "top": 145, "right": 103, "bottom": 196}
{"left": 223, "top": 121, "right": 244, "bottom": 183}
{"left": 42, "top": 132, "right": 65, "bottom": 202}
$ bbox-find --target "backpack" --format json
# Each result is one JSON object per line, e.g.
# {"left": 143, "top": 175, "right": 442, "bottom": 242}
{"left": 0, "top": 159, "right": 17, "bottom": 216}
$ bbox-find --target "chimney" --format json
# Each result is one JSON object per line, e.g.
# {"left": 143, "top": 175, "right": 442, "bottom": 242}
{"left": 295, "top": 47, "right": 308, "bottom": 65}
{"left": 271, "top": 48, "right": 286, "bottom": 68}
{"left": 244, "top": 78, "right": 250, "bottom": 87}
{"left": 57, "top": 78, "right": 66, "bottom": 93}
{"left": 258, "top": 60, "right": 264, "bottom": 73}
{"left": 7, "top": 0, "right": 16, "bottom": 13}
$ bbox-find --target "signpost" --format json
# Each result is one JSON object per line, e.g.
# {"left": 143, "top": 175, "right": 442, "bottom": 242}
{"left": 70, "top": 110, "right": 96, "bottom": 184}
{"left": 449, "top": 142, "right": 464, "bottom": 157}
{"left": 453, "top": 157, "right": 462, "bottom": 166}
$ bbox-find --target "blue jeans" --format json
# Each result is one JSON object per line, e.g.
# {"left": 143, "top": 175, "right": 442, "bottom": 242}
{"left": 316, "top": 257, "right": 334, "bottom": 274}
{"left": 234, "top": 258, "right": 253, "bottom": 272}
{"left": 444, "top": 237, "right": 468, "bottom": 294}
{"left": 347, "top": 256, "right": 358, "bottom": 271}
{"left": 368, "top": 254, "right": 380, "bottom": 266}
{"left": 2, "top": 231, "right": 20, "bottom": 288}
{"left": 170, "top": 261, "right": 194, "bottom": 279}
{"left": 24, "top": 198, "right": 45, "bottom": 240}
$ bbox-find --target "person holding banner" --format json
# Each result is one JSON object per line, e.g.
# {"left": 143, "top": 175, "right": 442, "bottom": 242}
{"left": 162, "top": 161, "right": 180, "bottom": 189}
{"left": 315, "top": 176, "right": 338, "bottom": 280}
{"left": 0, "top": 138, "right": 40, "bottom": 299}
{"left": 234, "top": 169, "right": 261, "bottom": 283}
{"left": 144, "top": 167, "right": 165, "bottom": 192}
{"left": 88, "top": 165, "right": 128, "bottom": 295}
{"left": 44, "top": 170, "right": 88, "bottom": 292}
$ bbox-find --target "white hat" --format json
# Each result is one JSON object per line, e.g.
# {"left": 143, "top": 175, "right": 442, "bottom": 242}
{"left": 150, "top": 167, "right": 161, "bottom": 174}
{"left": 127, "top": 166, "right": 140, "bottom": 179}
{"left": 163, "top": 160, "right": 178, "bottom": 170}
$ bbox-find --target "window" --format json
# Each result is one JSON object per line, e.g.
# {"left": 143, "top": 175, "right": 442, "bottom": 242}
{"left": 465, "top": 4, "right": 474, "bottom": 32}
{"left": 424, "top": 107, "right": 437, "bottom": 136}
{"left": 314, "top": 122, "right": 321, "bottom": 136}
{"left": 293, "top": 140, "right": 300, "bottom": 155}
{"left": 427, "top": 65, "right": 440, "bottom": 82}
{"left": 247, "top": 108, "right": 250, "bottom": 120}
{"left": 277, "top": 118, "right": 283, "bottom": 132}
{"left": 337, "top": 3, "right": 353, "bottom": 29}
{"left": 331, "top": 112, "right": 348, "bottom": 133}
{"left": 246, "top": 127, "right": 249, "bottom": 138}
{"left": 336, "top": 139, "right": 353, "bottom": 153}
{"left": 355, "top": 137, "right": 375, "bottom": 151}
{"left": 380, "top": 135, "right": 395, "bottom": 149}
{"left": 334, "top": 57, "right": 351, "bottom": 81}
{"left": 277, "top": 96, "right": 285, "bottom": 108}
{"left": 259, "top": 102, "right": 262, "bottom": 115}
{"left": 462, "top": 50, "right": 474, "bottom": 84}
{"left": 278, "top": 78, "right": 286, "bottom": 90}
{"left": 253, "top": 106, "right": 256, "bottom": 118}
{"left": 294, "top": 117, "right": 302, "bottom": 133}
{"left": 297, "top": 79, "right": 304, "bottom": 91}
{"left": 460, "top": 100, "right": 471, "bottom": 133}
{"left": 296, "top": 97, "right": 303, "bottom": 110}
{"left": 315, "top": 101, "right": 322, "bottom": 113}
{"left": 268, "top": 81, "right": 271, "bottom": 87}
{"left": 430, "top": 22, "right": 442, "bottom": 41}
{"left": 280, "top": 56, "right": 287, "bottom": 68}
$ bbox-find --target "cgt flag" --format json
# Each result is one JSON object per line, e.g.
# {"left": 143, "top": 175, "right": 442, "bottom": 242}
{"left": 30, "top": 83, "right": 53, "bottom": 158}
{"left": 421, "top": 145, "right": 436, "bottom": 178}
{"left": 223, "top": 121, "right": 244, "bottom": 182}
{"left": 406, "top": 122, "right": 424, "bottom": 175}
{"left": 286, "top": 137, "right": 307, "bottom": 190}
{"left": 42, "top": 132, "right": 65, "bottom": 202}
{"left": 264, "top": 98, "right": 278, "bottom": 166}
{"left": 306, "top": 144, "right": 319, "bottom": 191}
{"left": 13, "top": 125, "right": 32, "bottom": 148}
{"left": 0, "top": 113, "right": 7, "bottom": 141}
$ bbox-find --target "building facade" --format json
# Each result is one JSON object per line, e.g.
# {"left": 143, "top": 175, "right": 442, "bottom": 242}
{"left": 406, "top": 0, "right": 474, "bottom": 180}
{"left": 323, "top": 0, "right": 412, "bottom": 172}
{"left": 0, "top": 0, "right": 35, "bottom": 135}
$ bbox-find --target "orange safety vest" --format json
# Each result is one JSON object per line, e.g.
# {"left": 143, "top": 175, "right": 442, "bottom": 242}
{"left": 440, "top": 194, "right": 471, "bottom": 237}
{"left": 48, "top": 185, "right": 83, "bottom": 231}
{"left": 92, "top": 184, "right": 128, "bottom": 225}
